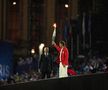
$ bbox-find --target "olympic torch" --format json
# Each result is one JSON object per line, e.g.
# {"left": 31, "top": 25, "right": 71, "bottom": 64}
{"left": 52, "top": 23, "right": 56, "bottom": 44}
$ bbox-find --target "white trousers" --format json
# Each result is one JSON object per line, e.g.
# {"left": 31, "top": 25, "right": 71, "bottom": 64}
{"left": 59, "top": 62, "right": 68, "bottom": 78}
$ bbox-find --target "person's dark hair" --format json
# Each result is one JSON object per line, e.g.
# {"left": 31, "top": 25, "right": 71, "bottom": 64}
{"left": 59, "top": 41, "right": 65, "bottom": 46}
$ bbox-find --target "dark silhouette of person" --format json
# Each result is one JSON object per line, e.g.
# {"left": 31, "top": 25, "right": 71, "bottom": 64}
{"left": 39, "top": 47, "right": 53, "bottom": 79}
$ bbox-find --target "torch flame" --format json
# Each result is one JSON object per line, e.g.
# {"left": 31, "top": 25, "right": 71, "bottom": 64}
{"left": 53, "top": 23, "right": 56, "bottom": 28}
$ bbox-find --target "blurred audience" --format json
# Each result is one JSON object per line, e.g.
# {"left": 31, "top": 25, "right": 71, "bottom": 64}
{"left": 0, "top": 55, "right": 108, "bottom": 86}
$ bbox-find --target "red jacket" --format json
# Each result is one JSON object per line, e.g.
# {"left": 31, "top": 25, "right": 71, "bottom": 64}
{"left": 54, "top": 44, "right": 69, "bottom": 66}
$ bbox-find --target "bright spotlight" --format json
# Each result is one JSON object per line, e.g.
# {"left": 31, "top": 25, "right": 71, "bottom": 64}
{"left": 65, "top": 4, "right": 69, "bottom": 8}
{"left": 13, "top": 2, "right": 16, "bottom": 5}
{"left": 31, "top": 49, "right": 35, "bottom": 54}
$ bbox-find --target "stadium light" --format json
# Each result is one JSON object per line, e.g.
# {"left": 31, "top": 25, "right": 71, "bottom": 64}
{"left": 13, "top": 2, "right": 16, "bottom": 5}
{"left": 65, "top": 4, "right": 69, "bottom": 8}
{"left": 31, "top": 49, "right": 35, "bottom": 54}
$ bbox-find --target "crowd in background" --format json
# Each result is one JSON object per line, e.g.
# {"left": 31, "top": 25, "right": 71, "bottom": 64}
{"left": 0, "top": 50, "right": 108, "bottom": 86}
{"left": 0, "top": 47, "right": 59, "bottom": 86}
{"left": 74, "top": 56, "right": 108, "bottom": 74}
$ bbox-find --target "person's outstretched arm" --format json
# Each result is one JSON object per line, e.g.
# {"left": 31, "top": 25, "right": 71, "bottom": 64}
{"left": 52, "top": 41, "right": 61, "bottom": 52}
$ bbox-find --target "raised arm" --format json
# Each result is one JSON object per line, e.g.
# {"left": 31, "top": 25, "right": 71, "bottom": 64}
{"left": 52, "top": 41, "right": 61, "bottom": 52}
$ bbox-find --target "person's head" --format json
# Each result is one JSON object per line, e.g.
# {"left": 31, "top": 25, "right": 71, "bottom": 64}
{"left": 59, "top": 41, "right": 66, "bottom": 48}
{"left": 43, "top": 47, "right": 49, "bottom": 53}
